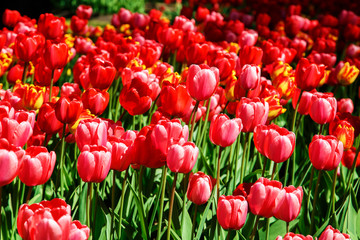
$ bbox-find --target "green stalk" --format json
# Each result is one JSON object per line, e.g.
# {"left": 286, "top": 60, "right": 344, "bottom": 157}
{"left": 87, "top": 182, "right": 92, "bottom": 232}
{"left": 49, "top": 69, "right": 54, "bottom": 102}
{"left": 25, "top": 186, "right": 33, "bottom": 203}
{"left": 59, "top": 124, "right": 66, "bottom": 198}
{"left": 157, "top": 166, "right": 167, "bottom": 240}
{"left": 21, "top": 62, "right": 28, "bottom": 83}
{"left": 306, "top": 167, "right": 315, "bottom": 211}
{"left": 271, "top": 163, "right": 277, "bottom": 181}
{"left": 118, "top": 169, "right": 128, "bottom": 239}
{"left": 310, "top": 170, "right": 322, "bottom": 234}
{"left": 286, "top": 222, "right": 289, "bottom": 233}
{"left": 111, "top": 171, "right": 116, "bottom": 240}
{"left": 249, "top": 215, "right": 260, "bottom": 240}
{"left": 197, "top": 99, "right": 211, "bottom": 148}
{"left": 167, "top": 172, "right": 178, "bottom": 240}
{"left": 329, "top": 166, "right": 338, "bottom": 218}
{"left": 265, "top": 218, "right": 270, "bottom": 240}
{"left": 191, "top": 205, "right": 198, "bottom": 240}
{"left": 261, "top": 158, "right": 268, "bottom": 177}
{"left": 240, "top": 133, "right": 250, "bottom": 183}
{"left": 217, "top": 147, "right": 224, "bottom": 200}
{"left": 345, "top": 145, "right": 360, "bottom": 193}
{"left": 189, "top": 100, "right": 200, "bottom": 141}
{"left": 233, "top": 136, "right": 241, "bottom": 189}
{"left": 138, "top": 166, "right": 145, "bottom": 218}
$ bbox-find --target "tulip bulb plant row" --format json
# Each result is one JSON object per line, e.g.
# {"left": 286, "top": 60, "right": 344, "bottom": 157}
{"left": 1, "top": 1, "right": 360, "bottom": 240}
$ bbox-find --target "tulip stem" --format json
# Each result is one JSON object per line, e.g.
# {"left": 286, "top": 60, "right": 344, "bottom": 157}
{"left": 49, "top": 69, "right": 54, "bottom": 102}
{"left": 289, "top": 90, "right": 302, "bottom": 186}
{"left": 345, "top": 145, "right": 360, "bottom": 193}
{"left": 189, "top": 100, "right": 200, "bottom": 141}
{"left": 111, "top": 171, "right": 116, "bottom": 240}
{"left": 329, "top": 166, "right": 338, "bottom": 218}
{"left": 157, "top": 166, "right": 167, "bottom": 240}
{"left": 217, "top": 147, "right": 224, "bottom": 200}
{"left": 87, "top": 182, "right": 92, "bottom": 232}
{"left": 233, "top": 136, "right": 241, "bottom": 189}
{"left": 118, "top": 169, "right": 128, "bottom": 239}
{"left": 286, "top": 221, "right": 289, "bottom": 233}
{"left": 22, "top": 62, "right": 28, "bottom": 83}
{"left": 249, "top": 215, "right": 260, "bottom": 240}
{"left": 0, "top": 186, "right": 2, "bottom": 238}
{"left": 271, "top": 163, "right": 277, "bottom": 180}
{"left": 265, "top": 218, "right": 270, "bottom": 240}
{"left": 240, "top": 133, "right": 250, "bottom": 183}
{"left": 262, "top": 158, "right": 268, "bottom": 177}
{"left": 167, "top": 172, "right": 178, "bottom": 240}
{"left": 310, "top": 170, "right": 322, "bottom": 234}
{"left": 318, "top": 124, "right": 324, "bottom": 135}
{"left": 191, "top": 204, "right": 198, "bottom": 240}
{"left": 25, "top": 186, "right": 33, "bottom": 203}
{"left": 307, "top": 167, "right": 315, "bottom": 213}
{"left": 60, "top": 124, "right": 66, "bottom": 199}
{"left": 197, "top": 99, "right": 211, "bottom": 148}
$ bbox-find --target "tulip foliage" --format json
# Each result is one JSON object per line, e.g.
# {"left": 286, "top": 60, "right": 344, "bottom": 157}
{"left": 1, "top": 2, "right": 360, "bottom": 240}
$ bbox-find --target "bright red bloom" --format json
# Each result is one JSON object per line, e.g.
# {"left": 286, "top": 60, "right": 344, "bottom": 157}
{"left": 273, "top": 185, "right": 303, "bottom": 222}
{"left": 81, "top": 88, "right": 109, "bottom": 116}
{"left": 318, "top": 225, "right": 350, "bottom": 240}
{"left": 247, "top": 177, "right": 283, "bottom": 218}
{"left": 254, "top": 124, "right": 295, "bottom": 163}
{"left": 167, "top": 142, "right": 199, "bottom": 173}
{"left": 77, "top": 145, "right": 111, "bottom": 183}
{"left": 232, "top": 183, "right": 253, "bottom": 198}
{"left": 186, "top": 43, "right": 209, "bottom": 65}
{"left": 186, "top": 64, "right": 219, "bottom": 101}
{"left": 17, "top": 198, "right": 72, "bottom": 240}
{"left": 34, "top": 59, "right": 63, "bottom": 86}
{"left": 0, "top": 117, "right": 33, "bottom": 148}
{"left": 217, "top": 195, "right": 248, "bottom": 230}
{"left": 341, "top": 147, "right": 360, "bottom": 169}
{"left": 238, "top": 45, "right": 263, "bottom": 68}
{"left": 61, "top": 83, "right": 82, "bottom": 100}
{"left": 18, "top": 146, "right": 56, "bottom": 186}
{"left": 14, "top": 33, "right": 43, "bottom": 62}
{"left": 110, "top": 131, "right": 136, "bottom": 172}
{"left": 2, "top": 9, "right": 21, "bottom": 28}
{"left": 329, "top": 119, "right": 354, "bottom": 150}
{"left": 75, "top": 118, "right": 108, "bottom": 151}
{"left": 55, "top": 97, "right": 83, "bottom": 124}
{"left": 309, "top": 92, "right": 337, "bottom": 125}
{"left": 43, "top": 40, "right": 69, "bottom": 70}
{"left": 292, "top": 89, "right": 316, "bottom": 115}
{"left": 236, "top": 97, "right": 269, "bottom": 132}
{"left": 37, "top": 102, "right": 63, "bottom": 135}
{"left": 69, "top": 220, "right": 90, "bottom": 240}
{"left": 139, "top": 40, "right": 162, "bottom": 68}
{"left": 295, "top": 58, "right": 325, "bottom": 91}
{"left": 238, "top": 64, "right": 261, "bottom": 91}
{"left": 209, "top": 114, "right": 242, "bottom": 148}
{"left": 76, "top": 5, "right": 93, "bottom": 19}
{"left": 37, "top": 13, "right": 66, "bottom": 40}
{"left": 0, "top": 148, "right": 19, "bottom": 186}
{"left": 337, "top": 98, "right": 354, "bottom": 114}
{"left": 70, "top": 16, "right": 88, "bottom": 35}
{"left": 309, "top": 135, "right": 344, "bottom": 171}
{"left": 187, "top": 171, "right": 215, "bottom": 205}
{"left": 89, "top": 58, "right": 116, "bottom": 90}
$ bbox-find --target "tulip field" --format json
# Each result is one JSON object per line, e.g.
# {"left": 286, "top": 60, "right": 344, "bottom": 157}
{"left": 1, "top": 1, "right": 360, "bottom": 239}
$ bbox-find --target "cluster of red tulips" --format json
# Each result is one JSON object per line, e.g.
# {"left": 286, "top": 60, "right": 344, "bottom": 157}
{"left": 0, "top": 0, "right": 360, "bottom": 239}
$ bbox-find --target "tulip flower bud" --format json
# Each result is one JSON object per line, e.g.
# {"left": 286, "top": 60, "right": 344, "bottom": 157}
{"left": 18, "top": 146, "right": 56, "bottom": 186}
{"left": 44, "top": 40, "right": 69, "bottom": 70}
{"left": 341, "top": 147, "right": 360, "bottom": 169}
{"left": 254, "top": 124, "right": 295, "bottom": 163}
{"left": 89, "top": 59, "right": 116, "bottom": 90}
{"left": 295, "top": 58, "right": 325, "bottom": 91}
{"left": 75, "top": 118, "right": 108, "bottom": 151}
{"left": 0, "top": 149, "right": 19, "bottom": 186}
{"left": 14, "top": 33, "right": 43, "bottom": 63}
{"left": 2, "top": 9, "right": 21, "bottom": 28}
{"left": 76, "top": 5, "right": 93, "bottom": 19}
{"left": 187, "top": 172, "right": 215, "bottom": 205}
{"left": 247, "top": 177, "right": 283, "bottom": 218}
{"left": 167, "top": 142, "right": 199, "bottom": 173}
{"left": 329, "top": 119, "right": 354, "bottom": 150}
{"left": 37, "top": 102, "right": 63, "bottom": 135}
{"left": 273, "top": 185, "right": 303, "bottom": 222}
{"left": 318, "top": 225, "right": 350, "bottom": 240}
{"left": 217, "top": 195, "right": 248, "bottom": 230}
{"left": 55, "top": 96, "right": 83, "bottom": 124}
{"left": 337, "top": 62, "right": 359, "bottom": 86}
{"left": 186, "top": 64, "right": 220, "bottom": 101}
{"left": 309, "top": 92, "right": 337, "bottom": 125}
{"left": 309, "top": 135, "right": 343, "bottom": 171}
{"left": 209, "top": 114, "right": 242, "bottom": 147}
{"left": 276, "top": 233, "right": 313, "bottom": 240}
{"left": 0, "top": 117, "right": 33, "bottom": 148}
{"left": 337, "top": 98, "right": 354, "bottom": 114}
{"left": 236, "top": 97, "right": 269, "bottom": 132}
{"left": 37, "top": 13, "right": 66, "bottom": 40}
{"left": 77, "top": 145, "right": 111, "bottom": 183}
{"left": 239, "top": 64, "right": 261, "bottom": 91}
{"left": 81, "top": 88, "right": 109, "bottom": 116}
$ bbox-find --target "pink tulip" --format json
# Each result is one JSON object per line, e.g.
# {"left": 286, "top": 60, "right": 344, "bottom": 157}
{"left": 209, "top": 114, "right": 242, "bottom": 147}
{"left": 217, "top": 195, "right": 248, "bottom": 230}
{"left": 236, "top": 97, "right": 269, "bottom": 132}
{"left": 167, "top": 142, "right": 199, "bottom": 173}
{"left": 0, "top": 117, "right": 33, "bottom": 147}
{"left": 239, "top": 64, "right": 261, "bottom": 91}
{"left": 276, "top": 233, "right": 313, "bottom": 240}
{"left": 273, "top": 186, "right": 303, "bottom": 222}
{"left": 0, "top": 149, "right": 19, "bottom": 186}
{"left": 187, "top": 172, "right": 216, "bottom": 205}
{"left": 309, "top": 92, "right": 337, "bottom": 125}
{"left": 75, "top": 118, "right": 108, "bottom": 151}
{"left": 319, "top": 225, "right": 350, "bottom": 240}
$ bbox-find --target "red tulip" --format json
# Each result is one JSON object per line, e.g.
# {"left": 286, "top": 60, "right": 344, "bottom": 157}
{"left": 2, "top": 9, "right": 21, "bottom": 28}
{"left": 337, "top": 98, "right": 353, "bottom": 114}
{"left": 186, "top": 64, "right": 219, "bottom": 101}
{"left": 167, "top": 142, "right": 199, "bottom": 173}
{"left": 69, "top": 220, "right": 90, "bottom": 240}
{"left": 37, "top": 13, "right": 66, "bottom": 40}
{"left": 77, "top": 145, "right": 111, "bottom": 183}
{"left": 247, "top": 177, "right": 283, "bottom": 218}
{"left": 291, "top": 89, "right": 316, "bottom": 115}
{"left": 110, "top": 137, "right": 134, "bottom": 172}
{"left": 217, "top": 195, "right": 248, "bottom": 230}
{"left": 209, "top": 114, "right": 242, "bottom": 148}
{"left": 44, "top": 40, "right": 69, "bottom": 70}
{"left": 341, "top": 147, "right": 360, "bottom": 169}
{"left": 319, "top": 225, "right": 350, "bottom": 240}
{"left": 81, "top": 88, "right": 109, "bottom": 116}
{"left": 238, "top": 64, "right": 261, "bottom": 91}
{"left": 55, "top": 97, "right": 83, "bottom": 124}
{"left": 238, "top": 45, "right": 263, "bottom": 68}
{"left": 276, "top": 233, "right": 313, "bottom": 240}
{"left": 273, "top": 185, "right": 303, "bottom": 222}
{"left": 34, "top": 59, "right": 63, "bottom": 86}
{"left": 75, "top": 118, "right": 108, "bottom": 151}
{"left": 233, "top": 183, "right": 253, "bottom": 198}
{"left": 0, "top": 117, "right": 33, "bottom": 148}
{"left": 89, "top": 59, "right": 116, "bottom": 90}
{"left": 18, "top": 146, "right": 56, "bottom": 186}
{"left": 295, "top": 58, "right": 325, "bottom": 91}
{"left": 329, "top": 119, "right": 354, "bottom": 150}
{"left": 61, "top": 83, "right": 82, "bottom": 99}
{"left": 0, "top": 149, "right": 19, "bottom": 186}
{"left": 186, "top": 43, "right": 209, "bottom": 65}
{"left": 7, "top": 64, "right": 25, "bottom": 85}
{"left": 14, "top": 33, "right": 43, "bottom": 63}
{"left": 139, "top": 40, "right": 162, "bottom": 68}
{"left": 37, "top": 102, "right": 63, "bottom": 135}
{"left": 17, "top": 198, "right": 72, "bottom": 240}
{"left": 236, "top": 97, "right": 269, "bottom": 132}
{"left": 254, "top": 124, "right": 295, "bottom": 163}
{"left": 309, "top": 135, "right": 344, "bottom": 171}
{"left": 309, "top": 92, "right": 337, "bottom": 125}
{"left": 187, "top": 172, "right": 215, "bottom": 205}
{"left": 70, "top": 16, "right": 88, "bottom": 35}
{"left": 76, "top": 5, "right": 93, "bottom": 19}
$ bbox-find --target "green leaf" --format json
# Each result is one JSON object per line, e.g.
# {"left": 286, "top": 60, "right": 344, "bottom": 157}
{"left": 180, "top": 205, "right": 192, "bottom": 240}
{"left": 195, "top": 191, "right": 214, "bottom": 240}
{"left": 356, "top": 209, "right": 360, "bottom": 239}
{"left": 269, "top": 219, "right": 286, "bottom": 240}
